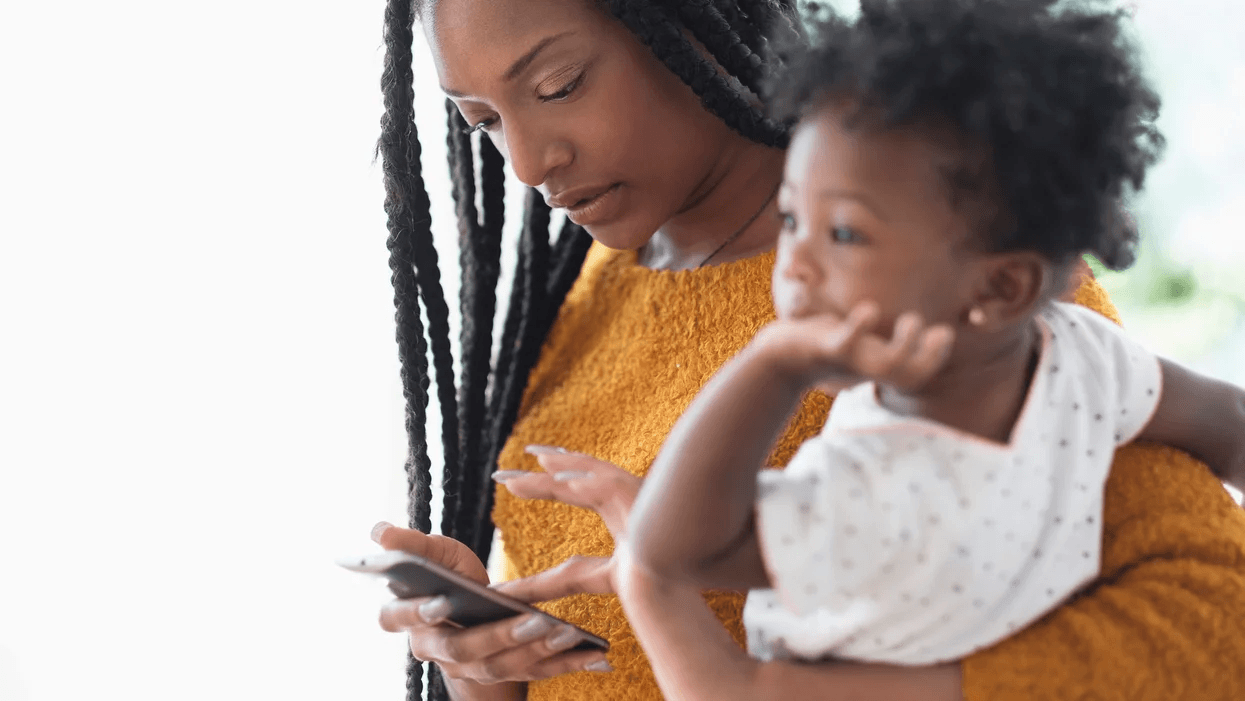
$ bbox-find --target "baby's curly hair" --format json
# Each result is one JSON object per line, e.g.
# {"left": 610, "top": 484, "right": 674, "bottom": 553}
{"left": 769, "top": 0, "right": 1165, "bottom": 270}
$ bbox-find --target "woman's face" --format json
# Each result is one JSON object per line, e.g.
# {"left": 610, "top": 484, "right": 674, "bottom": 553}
{"left": 426, "top": 0, "right": 739, "bottom": 250}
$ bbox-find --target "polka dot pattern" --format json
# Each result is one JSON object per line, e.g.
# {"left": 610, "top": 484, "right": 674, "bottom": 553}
{"left": 745, "top": 302, "right": 1163, "bottom": 664}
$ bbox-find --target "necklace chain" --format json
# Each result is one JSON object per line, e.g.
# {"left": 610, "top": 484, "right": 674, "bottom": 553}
{"left": 697, "top": 181, "right": 783, "bottom": 268}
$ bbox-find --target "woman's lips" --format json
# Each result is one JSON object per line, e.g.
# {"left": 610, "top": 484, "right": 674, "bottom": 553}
{"left": 564, "top": 183, "right": 624, "bottom": 227}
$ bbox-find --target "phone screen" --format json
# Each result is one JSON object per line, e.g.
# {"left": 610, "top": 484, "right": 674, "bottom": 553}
{"left": 340, "top": 552, "right": 609, "bottom": 652}
{"left": 381, "top": 560, "right": 534, "bottom": 628}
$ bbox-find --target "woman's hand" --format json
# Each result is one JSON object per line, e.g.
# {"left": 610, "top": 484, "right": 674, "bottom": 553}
{"left": 370, "top": 522, "right": 611, "bottom": 693}
{"left": 494, "top": 445, "right": 640, "bottom": 540}
{"left": 490, "top": 446, "right": 643, "bottom": 600}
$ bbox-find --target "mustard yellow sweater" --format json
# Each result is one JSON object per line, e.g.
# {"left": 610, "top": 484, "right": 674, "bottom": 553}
{"left": 493, "top": 244, "right": 1245, "bottom": 701}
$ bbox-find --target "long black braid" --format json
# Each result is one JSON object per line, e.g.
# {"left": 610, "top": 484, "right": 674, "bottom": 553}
{"left": 381, "top": 0, "right": 801, "bottom": 697}
{"left": 450, "top": 130, "right": 509, "bottom": 548}
{"left": 675, "top": 1, "right": 770, "bottom": 96}
{"left": 608, "top": 0, "right": 792, "bottom": 147}
{"left": 378, "top": 1, "right": 433, "bottom": 698}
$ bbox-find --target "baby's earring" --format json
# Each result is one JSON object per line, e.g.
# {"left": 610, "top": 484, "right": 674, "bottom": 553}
{"left": 968, "top": 307, "right": 987, "bottom": 326}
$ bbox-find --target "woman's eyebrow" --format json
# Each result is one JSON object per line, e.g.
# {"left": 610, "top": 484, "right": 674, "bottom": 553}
{"left": 503, "top": 31, "right": 574, "bottom": 82}
{"left": 442, "top": 31, "right": 574, "bottom": 98}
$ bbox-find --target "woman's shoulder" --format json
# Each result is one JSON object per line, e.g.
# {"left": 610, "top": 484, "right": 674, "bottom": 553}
{"left": 1069, "top": 267, "right": 1123, "bottom": 326}
{"left": 1101, "top": 443, "right": 1245, "bottom": 574}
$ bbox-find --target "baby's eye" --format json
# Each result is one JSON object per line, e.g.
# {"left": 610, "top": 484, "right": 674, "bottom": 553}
{"left": 830, "top": 226, "right": 862, "bottom": 244}
{"left": 776, "top": 210, "right": 797, "bottom": 231}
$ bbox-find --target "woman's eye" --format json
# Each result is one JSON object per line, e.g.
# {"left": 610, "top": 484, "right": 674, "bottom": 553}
{"left": 462, "top": 118, "right": 498, "bottom": 135}
{"left": 830, "top": 226, "right": 861, "bottom": 244}
{"left": 541, "top": 74, "right": 583, "bottom": 102}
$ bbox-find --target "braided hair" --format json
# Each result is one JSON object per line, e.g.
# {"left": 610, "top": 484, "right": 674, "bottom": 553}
{"left": 378, "top": 1, "right": 801, "bottom": 697}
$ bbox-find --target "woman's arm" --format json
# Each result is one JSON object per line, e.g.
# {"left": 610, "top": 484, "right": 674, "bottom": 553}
{"left": 621, "top": 445, "right": 1245, "bottom": 701}
{"left": 614, "top": 548, "right": 962, "bottom": 701}
{"left": 1140, "top": 358, "right": 1245, "bottom": 489}
{"left": 965, "top": 274, "right": 1245, "bottom": 699}
{"left": 961, "top": 443, "right": 1245, "bottom": 700}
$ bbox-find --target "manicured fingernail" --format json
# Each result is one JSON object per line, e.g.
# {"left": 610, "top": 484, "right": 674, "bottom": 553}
{"left": 584, "top": 659, "right": 613, "bottom": 673}
{"left": 525, "top": 445, "right": 569, "bottom": 456}
{"left": 371, "top": 521, "right": 395, "bottom": 544}
{"left": 512, "top": 614, "right": 555, "bottom": 642}
{"left": 491, "top": 470, "right": 527, "bottom": 483}
{"left": 546, "top": 625, "right": 583, "bottom": 651}
{"left": 552, "top": 471, "right": 593, "bottom": 482}
{"left": 418, "top": 597, "right": 450, "bottom": 624}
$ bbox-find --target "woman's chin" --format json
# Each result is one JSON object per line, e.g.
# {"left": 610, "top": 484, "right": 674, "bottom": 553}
{"left": 579, "top": 219, "right": 654, "bottom": 252}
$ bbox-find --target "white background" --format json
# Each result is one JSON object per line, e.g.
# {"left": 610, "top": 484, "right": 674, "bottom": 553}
{"left": 0, "top": 1, "right": 1240, "bottom": 700}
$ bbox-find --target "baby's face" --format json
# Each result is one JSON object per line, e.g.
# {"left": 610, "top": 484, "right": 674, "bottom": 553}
{"left": 773, "top": 103, "right": 983, "bottom": 335}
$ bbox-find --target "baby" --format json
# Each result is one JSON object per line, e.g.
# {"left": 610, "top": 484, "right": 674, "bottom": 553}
{"left": 626, "top": 0, "right": 1245, "bottom": 672}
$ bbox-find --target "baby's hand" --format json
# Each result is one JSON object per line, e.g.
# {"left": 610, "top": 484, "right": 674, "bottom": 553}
{"left": 755, "top": 301, "right": 955, "bottom": 394}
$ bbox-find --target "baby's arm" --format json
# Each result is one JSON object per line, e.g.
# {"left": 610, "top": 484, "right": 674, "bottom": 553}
{"left": 628, "top": 304, "right": 953, "bottom": 590}
{"left": 614, "top": 551, "right": 962, "bottom": 701}
{"left": 1139, "top": 359, "right": 1245, "bottom": 489}
{"left": 627, "top": 331, "right": 807, "bottom": 590}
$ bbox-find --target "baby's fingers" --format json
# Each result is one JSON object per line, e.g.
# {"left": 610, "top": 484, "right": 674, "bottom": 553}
{"left": 885, "top": 323, "right": 956, "bottom": 390}
{"left": 850, "top": 312, "right": 923, "bottom": 378}
{"left": 815, "top": 301, "right": 880, "bottom": 358}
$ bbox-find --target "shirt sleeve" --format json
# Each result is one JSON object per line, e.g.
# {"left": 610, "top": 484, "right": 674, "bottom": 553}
{"left": 961, "top": 443, "right": 1245, "bottom": 701}
{"left": 1060, "top": 303, "right": 1163, "bottom": 444}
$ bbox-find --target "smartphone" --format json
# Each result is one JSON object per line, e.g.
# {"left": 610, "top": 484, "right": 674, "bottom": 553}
{"left": 338, "top": 550, "right": 609, "bottom": 652}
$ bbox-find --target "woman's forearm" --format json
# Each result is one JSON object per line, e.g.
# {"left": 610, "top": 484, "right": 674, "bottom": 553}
{"left": 1143, "top": 358, "right": 1245, "bottom": 489}
{"left": 962, "top": 444, "right": 1245, "bottom": 701}
{"left": 630, "top": 342, "right": 806, "bottom": 584}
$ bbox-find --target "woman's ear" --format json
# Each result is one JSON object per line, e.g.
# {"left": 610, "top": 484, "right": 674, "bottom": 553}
{"left": 963, "top": 252, "right": 1052, "bottom": 330}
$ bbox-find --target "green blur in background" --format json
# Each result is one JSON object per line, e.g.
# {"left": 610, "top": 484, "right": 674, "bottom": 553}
{"left": 1091, "top": 0, "right": 1245, "bottom": 385}
{"left": 816, "top": 0, "right": 1245, "bottom": 384}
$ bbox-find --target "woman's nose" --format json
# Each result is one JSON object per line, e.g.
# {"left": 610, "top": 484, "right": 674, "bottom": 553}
{"left": 497, "top": 122, "right": 574, "bottom": 188}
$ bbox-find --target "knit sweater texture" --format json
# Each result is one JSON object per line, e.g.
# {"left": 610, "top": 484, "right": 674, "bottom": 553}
{"left": 492, "top": 243, "right": 1245, "bottom": 700}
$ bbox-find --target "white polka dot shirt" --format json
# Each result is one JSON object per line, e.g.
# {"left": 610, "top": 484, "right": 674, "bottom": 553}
{"left": 745, "top": 302, "right": 1162, "bottom": 664}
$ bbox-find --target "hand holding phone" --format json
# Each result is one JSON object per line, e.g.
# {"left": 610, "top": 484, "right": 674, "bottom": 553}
{"left": 339, "top": 550, "right": 609, "bottom": 652}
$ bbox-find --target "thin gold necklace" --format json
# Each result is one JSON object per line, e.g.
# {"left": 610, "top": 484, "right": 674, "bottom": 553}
{"left": 697, "top": 181, "right": 782, "bottom": 268}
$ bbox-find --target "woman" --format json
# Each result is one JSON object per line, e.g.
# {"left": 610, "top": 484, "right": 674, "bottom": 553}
{"left": 371, "top": 0, "right": 1245, "bottom": 699}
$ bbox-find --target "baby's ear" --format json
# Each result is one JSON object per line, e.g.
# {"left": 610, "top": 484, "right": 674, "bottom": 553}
{"left": 964, "top": 251, "right": 1052, "bottom": 330}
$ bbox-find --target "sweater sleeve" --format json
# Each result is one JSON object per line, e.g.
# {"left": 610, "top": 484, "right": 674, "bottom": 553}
{"left": 960, "top": 436, "right": 1245, "bottom": 700}
{"left": 962, "top": 273, "right": 1245, "bottom": 700}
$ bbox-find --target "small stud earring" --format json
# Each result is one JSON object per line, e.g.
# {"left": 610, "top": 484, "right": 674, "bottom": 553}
{"left": 968, "top": 307, "right": 987, "bottom": 326}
